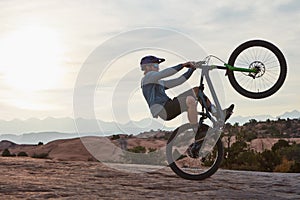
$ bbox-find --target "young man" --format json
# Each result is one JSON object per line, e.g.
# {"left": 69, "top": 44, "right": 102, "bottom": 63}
{"left": 140, "top": 55, "right": 233, "bottom": 133}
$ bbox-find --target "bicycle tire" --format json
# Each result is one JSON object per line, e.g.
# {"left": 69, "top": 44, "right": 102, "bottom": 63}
{"left": 166, "top": 124, "right": 224, "bottom": 180}
{"left": 227, "top": 40, "right": 287, "bottom": 99}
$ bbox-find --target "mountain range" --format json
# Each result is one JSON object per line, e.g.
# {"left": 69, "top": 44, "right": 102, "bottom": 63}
{"left": 228, "top": 110, "right": 300, "bottom": 125}
{"left": 0, "top": 117, "right": 168, "bottom": 144}
{"left": 0, "top": 110, "right": 299, "bottom": 144}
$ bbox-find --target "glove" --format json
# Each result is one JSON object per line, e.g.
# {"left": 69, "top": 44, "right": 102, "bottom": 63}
{"left": 183, "top": 61, "right": 196, "bottom": 68}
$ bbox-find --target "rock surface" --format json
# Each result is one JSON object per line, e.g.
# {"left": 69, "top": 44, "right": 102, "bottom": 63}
{"left": 0, "top": 157, "right": 299, "bottom": 199}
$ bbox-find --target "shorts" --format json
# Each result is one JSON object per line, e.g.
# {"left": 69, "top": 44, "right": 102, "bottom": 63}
{"left": 157, "top": 89, "right": 197, "bottom": 121}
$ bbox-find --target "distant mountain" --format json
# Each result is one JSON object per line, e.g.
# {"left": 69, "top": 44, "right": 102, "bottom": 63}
{"left": 0, "top": 117, "right": 76, "bottom": 134}
{"left": 0, "top": 110, "right": 299, "bottom": 143}
{"left": 0, "top": 132, "right": 78, "bottom": 145}
{"left": 228, "top": 110, "right": 300, "bottom": 125}
{"left": 0, "top": 117, "right": 170, "bottom": 136}
{"left": 277, "top": 110, "right": 300, "bottom": 119}
{"left": 228, "top": 115, "right": 275, "bottom": 125}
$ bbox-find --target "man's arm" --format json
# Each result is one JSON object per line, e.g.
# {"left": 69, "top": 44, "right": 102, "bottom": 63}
{"left": 145, "top": 64, "right": 184, "bottom": 83}
{"left": 163, "top": 68, "right": 195, "bottom": 89}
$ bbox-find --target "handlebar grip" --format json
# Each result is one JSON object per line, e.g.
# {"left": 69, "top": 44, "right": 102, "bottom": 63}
{"left": 195, "top": 61, "right": 206, "bottom": 68}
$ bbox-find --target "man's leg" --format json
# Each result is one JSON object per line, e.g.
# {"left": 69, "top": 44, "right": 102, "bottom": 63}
{"left": 186, "top": 96, "right": 198, "bottom": 125}
{"left": 179, "top": 87, "right": 234, "bottom": 126}
{"left": 177, "top": 87, "right": 211, "bottom": 123}
{"left": 186, "top": 95, "right": 199, "bottom": 134}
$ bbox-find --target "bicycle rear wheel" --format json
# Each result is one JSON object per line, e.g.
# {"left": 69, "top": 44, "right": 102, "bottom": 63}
{"left": 227, "top": 40, "right": 287, "bottom": 99}
{"left": 166, "top": 124, "right": 223, "bottom": 180}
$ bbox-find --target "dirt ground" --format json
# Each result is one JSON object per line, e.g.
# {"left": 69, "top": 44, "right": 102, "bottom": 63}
{"left": 0, "top": 157, "right": 299, "bottom": 199}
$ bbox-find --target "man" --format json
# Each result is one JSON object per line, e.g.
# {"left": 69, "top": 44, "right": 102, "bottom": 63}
{"left": 140, "top": 55, "right": 233, "bottom": 134}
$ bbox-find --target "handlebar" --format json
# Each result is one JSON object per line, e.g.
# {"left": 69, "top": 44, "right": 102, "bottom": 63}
{"left": 194, "top": 60, "right": 228, "bottom": 71}
{"left": 194, "top": 61, "right": 207, "bottom": 68}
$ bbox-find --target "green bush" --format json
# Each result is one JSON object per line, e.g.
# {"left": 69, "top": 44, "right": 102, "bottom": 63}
{"left": 17, "top": 151, "right": 28, "bottom": 157}
{"left": 32, "top": 153, "right": 49, "bottom": 159}
{"left": 122, "top": 146, "right": 166, "bottom": 165}
{"left": 128, "top": 146, "right": 146, "bottom": 153}
{"left": 2, "top": 148, "right": 11, "bottom": 157}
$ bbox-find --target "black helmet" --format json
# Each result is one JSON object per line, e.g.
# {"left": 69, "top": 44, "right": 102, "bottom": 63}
{"left": 140, "top": 55, "right": 165, "bottom": 70}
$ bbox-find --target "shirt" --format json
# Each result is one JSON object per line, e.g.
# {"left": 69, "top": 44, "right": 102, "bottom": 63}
{"left": 141, "top": 64, "right": 195, "bottom": 118}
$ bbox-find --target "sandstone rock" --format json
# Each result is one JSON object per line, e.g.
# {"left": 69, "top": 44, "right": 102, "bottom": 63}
{"left": 0, "top": 157, "right": 299, "bottom": 199}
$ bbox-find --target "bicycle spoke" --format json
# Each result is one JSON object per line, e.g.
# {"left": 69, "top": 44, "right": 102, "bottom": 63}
{"left": 230, "top": 44, "right": 284, "bottom": 94}
{"left": 228, "top": 40, "right": 287, "bottom": 99}
{"left": 167, "top": 125, "right": 222, "bottom": 178}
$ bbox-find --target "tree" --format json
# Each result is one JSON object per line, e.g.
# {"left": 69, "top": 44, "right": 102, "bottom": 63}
{"left": 223, "top": 123, "right": 235, "bottom": 150}
{"left": 236, "top": 150, "right": 261, "bottom": 171}
{"left": 274, "top": 143, "right": 300, "bottom": 172}
{"left": 249, "top": 119, "right": 257, "bottom": 124}
{"left": 285, "top": 118, "right": 292, "bottom": 129}
{"left": 259, "top": 150, "right": 281, "bottom": 172}
{"left": 223, "top": 140, "right": 248, "bottom": 168}
{"left": 272, "top": 139, "right": 289, "bottom": 152}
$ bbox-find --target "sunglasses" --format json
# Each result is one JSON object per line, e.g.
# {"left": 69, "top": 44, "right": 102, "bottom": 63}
{"left": 152, "top": 63, "right": 159, "bottom": 68}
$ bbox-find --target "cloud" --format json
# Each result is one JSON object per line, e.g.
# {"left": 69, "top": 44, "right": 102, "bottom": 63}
{"left": 277, "top": 0, "right": 300, "bottom": 13}
{"left": 0, "top": 0, "right": 300, "bottom": 121}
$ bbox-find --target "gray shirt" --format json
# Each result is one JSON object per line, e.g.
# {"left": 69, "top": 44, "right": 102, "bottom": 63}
{"left": 141, "top": 64, "right": 195, "bottom": 118}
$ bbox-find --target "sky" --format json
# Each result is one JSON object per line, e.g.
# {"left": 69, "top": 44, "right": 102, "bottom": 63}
{"left": 0, "top": 0, "right": 299, "bottom": 128}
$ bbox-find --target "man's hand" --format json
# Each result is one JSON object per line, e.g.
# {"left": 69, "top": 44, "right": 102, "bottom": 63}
{"left": 182, "top": 61, "right": 196, "bottom": 69}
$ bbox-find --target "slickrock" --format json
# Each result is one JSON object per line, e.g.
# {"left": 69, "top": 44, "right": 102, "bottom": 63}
{"left": 0, "top": 157, "right": 299, "bottom": 199}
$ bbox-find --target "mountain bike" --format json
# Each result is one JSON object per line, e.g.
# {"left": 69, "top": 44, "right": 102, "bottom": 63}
{"left": 166, "top": 39, "right": 287, "bottom": 180}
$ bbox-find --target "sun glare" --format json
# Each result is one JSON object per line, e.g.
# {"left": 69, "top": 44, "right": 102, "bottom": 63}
{"left": 0, "top": 26, "right": 65, "bottom": 91}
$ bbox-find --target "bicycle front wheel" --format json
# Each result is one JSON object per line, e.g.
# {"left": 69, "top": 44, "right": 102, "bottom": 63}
{"left": 227, "top": 40, "right": 287, "bottom": 99}
{"left": 166, "top": 124, "right": 223, "bottom": 180}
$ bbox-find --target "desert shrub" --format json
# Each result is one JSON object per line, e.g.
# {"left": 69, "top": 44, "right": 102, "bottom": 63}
{"left": 148, "top": 148, "right": 157, "bottom": 152}
{"left": 274, "top": 157, "right": 294, "bottom": 172}
{"left": 122, "top": 146, "right": 166, "bottom": 165}
{"left": 32, "top": 153, "right": 49, "bottom": 159}
{"left": 111, "top": 135, "right": 120, "bottom": 140}
{"left": 2, "top": 148, "right": 11, "bottom": 157}
{"left": 17, "top": 152, "right": 28, "bottom": 157}
{"left": 128, "top": 146, "right": 146, "bottom": 153}
{"left": 87, "top": 156, "right": 97, "bottom": 162}
{"left": 290, "top": 162, "right": 300, "bottom": 172}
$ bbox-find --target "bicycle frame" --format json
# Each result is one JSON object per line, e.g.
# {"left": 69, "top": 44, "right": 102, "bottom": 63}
{"left": 195, "top": 62, "right": 225, "bottom": 125}
{"left": 215, "top": 63, "right": 258, "bottom": 73}
{"left": 195, "top": 61, "right": 257, "bottom": 124}
{"left": 194, "top": 62, "right": 231, "bottom": 157}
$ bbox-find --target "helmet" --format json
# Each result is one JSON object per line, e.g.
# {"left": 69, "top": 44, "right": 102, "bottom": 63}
{"left": 140, "top": 55, "right": 165, "bottom": 70}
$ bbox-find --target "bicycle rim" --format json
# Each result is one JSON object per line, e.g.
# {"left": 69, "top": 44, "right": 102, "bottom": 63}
{"left": 166, "top": 124, "right": 223, "bottom": 180}
{"left": 228, "top": 40, "right": 287, "bottom": 99}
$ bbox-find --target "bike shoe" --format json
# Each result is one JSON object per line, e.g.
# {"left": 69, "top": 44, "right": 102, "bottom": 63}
{"left": 224, "top": 104, "right": 234, "bottom": 122}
